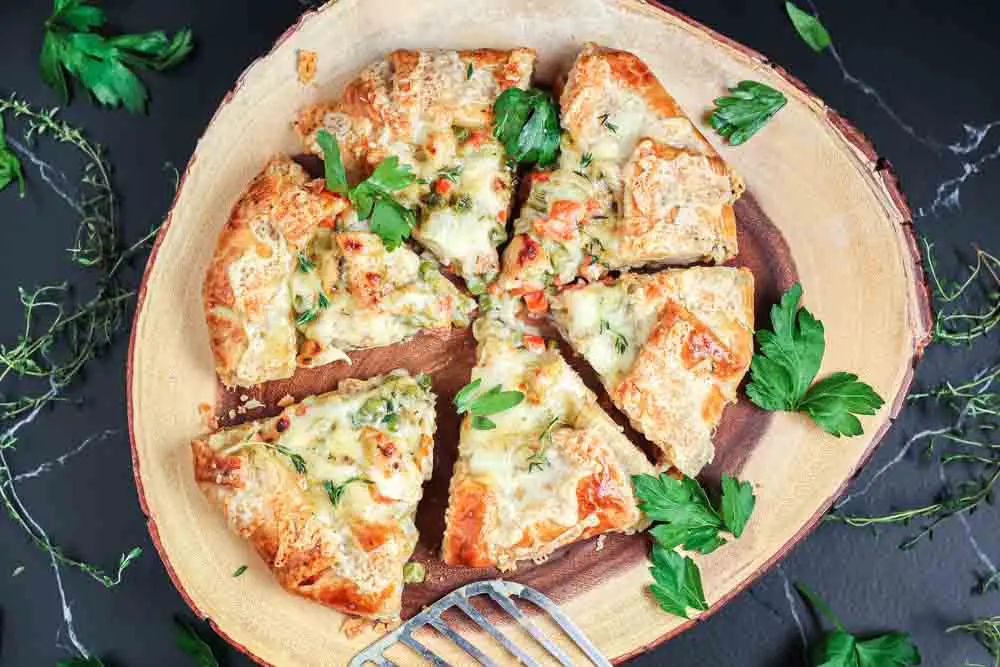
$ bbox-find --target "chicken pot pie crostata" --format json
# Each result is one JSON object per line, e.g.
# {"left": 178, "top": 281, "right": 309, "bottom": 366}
{"left": 498, "top": 43, "right": 745, "bottom": 296}
{"left": 441, "top": 301, "right": 654, "bottom": 570}
{"left": 551, "top": 267, "right": 755, "bottom": 476}
{"left": 192, "top": 370, "right": 435, "bottom": 619}
{"left": 296, "top": 48, "right": 537, "bottom": 293}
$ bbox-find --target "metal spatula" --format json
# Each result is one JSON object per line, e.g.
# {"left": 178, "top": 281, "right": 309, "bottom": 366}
{"left": 349, "top": 579, "right": 612, "bottom": 667}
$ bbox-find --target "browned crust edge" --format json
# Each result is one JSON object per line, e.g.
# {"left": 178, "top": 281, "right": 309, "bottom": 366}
{"left": 126, "top": 2, "right": 934, "bottom": 666}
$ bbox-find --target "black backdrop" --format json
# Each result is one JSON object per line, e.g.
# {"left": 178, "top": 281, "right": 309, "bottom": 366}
{"left": 1, "top": 1, "right": 998, "bottom": 665}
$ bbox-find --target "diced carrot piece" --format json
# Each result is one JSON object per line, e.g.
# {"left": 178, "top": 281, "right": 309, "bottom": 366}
{"left": 465, "top": 131, "right": 487, "bottom": 148}
{"left": 496, "top": 210, "right": 508, "bottom": 222}
{"left": 319, "top": 216, "right": 336, "bottom": 229}
{"left": 523, "top": 335, "right": 545, "bottom": 352}
{"left": 532, "top": 172, "right": 551, "bottom": 183}
{"left": 434, "top": 179, "right": 452, "bottom": 195}
{"left": 523, "top": 291, "right": 549, "bottom": 313}
{"left": 550, "top": 199, "right": 585, "bottom": 222}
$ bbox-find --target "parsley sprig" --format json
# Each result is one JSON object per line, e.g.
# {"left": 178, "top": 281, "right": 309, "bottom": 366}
{"left": 633, "top": 472, "right": 755, "bottom": 555}
{"left": 493, "top": 88, "right": 561, "bottom": 166}
{"left": 797, "top": 583, "right": 921, "bottom": 667}
{"left": 316, "top": 128, "right": 417, "bottom": 250}
{"left": 633, "top": 472, "right": 755, "bottom": 618}
{"left": 745, "top": 284, "right": 884, "bottom": 436}
{"left": 785, "top": 1, "right": 832, "bottom": 52}
{"left": 41, "top": 0, "right": 194, "bottom": 113}
{"left": 0, "top": 115, "right": 24, "bottom": 197}
{"left": 599, "top": 319, "right": 629, "bottom": 355}
{"left": 454, "top": 377, "right": 525, "bottom": 430}
{"left": 175, "top": 618, "right": 221, "bottom": 667}
{"left": 710, "top": 81, "right": 787, "bottom": 146}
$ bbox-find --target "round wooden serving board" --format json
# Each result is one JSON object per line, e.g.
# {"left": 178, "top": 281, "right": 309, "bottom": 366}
{"left": 127, "top": 0, "right": 931, "bottom": 664}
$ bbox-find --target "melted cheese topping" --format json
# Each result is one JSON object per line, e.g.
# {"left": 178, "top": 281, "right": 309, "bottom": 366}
{"left": 203, "top": 371, "right": 435, "bottom": 603}
{"left": 291, "top": 231, "right": 475, "bottom": 367}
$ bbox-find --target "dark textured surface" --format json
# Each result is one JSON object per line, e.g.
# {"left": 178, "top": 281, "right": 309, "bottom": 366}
{"left": 1, "top": 1, "right": 999, "bottom": 666}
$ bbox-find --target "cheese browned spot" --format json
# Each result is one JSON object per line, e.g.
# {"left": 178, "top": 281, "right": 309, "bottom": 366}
{"left": 498, "top": 43, "right": 744, "bottom": 296}
{"left": 441, "top": 300, "right": 653, "bottom": 571}
{"left": 295, "top": 48, "right": 537, "bottom": 292}
{"left": 551, "top": 266, "right": 754, "bottom": 477}
{"left": 191, "top": 370, "right": 436, "bottom": 620}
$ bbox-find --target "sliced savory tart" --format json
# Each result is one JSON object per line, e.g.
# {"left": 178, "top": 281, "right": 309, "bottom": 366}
{"left": 191, "top": 370, "right": 436, "bottom": 619}
{"left": 550, "top": 267, "right": 754, "bottom": 477}
{"left": 203, "top": 157, "right": 343, "bottom": 387}
{"left": 295, "top": 48, "right": 536, "bottom": 292}
{"left": 292, "top": 230, "right": 476, "bottom": 368}
{"left": 498, "top": 43, "right": 744, "bottom": 297}
{"left": 442, "top": 301, "right": 654, "bottom": 570}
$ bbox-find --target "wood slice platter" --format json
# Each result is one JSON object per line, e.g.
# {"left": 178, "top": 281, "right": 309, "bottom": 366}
{"left": 127, "top": 0, "right": 931, "bottom": 664}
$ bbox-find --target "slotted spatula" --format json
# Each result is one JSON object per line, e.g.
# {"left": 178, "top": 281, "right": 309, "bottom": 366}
{"left": 349, "top": 579, "right": 612, "bottom": 667}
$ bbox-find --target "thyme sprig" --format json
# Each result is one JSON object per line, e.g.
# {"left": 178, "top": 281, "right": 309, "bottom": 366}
{"left": 0, "top": 94, "right": 158, "bottom": 586}
{"left": 948, "top": 616, "right": 1000, "bottom": 667}
{"left": 923, "top": 238, "right": 1000, "bottom": 345}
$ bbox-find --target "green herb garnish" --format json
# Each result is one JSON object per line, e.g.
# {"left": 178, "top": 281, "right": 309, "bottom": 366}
{"left": 40, "top": 0, "right": 194, "bottom": 113}
{"left": 403, "top": 561, "right": 427, "bottom": 584}
{"left": 599, "top": 319, "right": 629, "bottom": 355}
{"left": 317, "top": 291, "right": 330, "bottom": 309}
{"left": 710, "top": 81, "right": 787, "bottom": 146}
{"left": 648, "top": 543, "right": 707, "bottom": 619}
{"left": 316, "top": 129, "right": 416, "bottom": 251}
{"left": 527, "top": 416, "right": 560, "bottom": 472}
{"left": 797, "top": 584, "right": 921, "bottom": 667}
{"left": 598, "top": 113, "right": 618, "bottom": 134}
{"left": 466, "top": 62, "right": 474, "bottom": 80}
{"left": 324, "top": 477, "right": 372, "bottom": 507}
{"left": 296, "top": 309, "right": 318, "bottom": 326}
{"left": 274, "top": 444, "right": 307, "bottom": 474}
{"left": 493, "top": 88, "right": 560, "bottom": 166}
{"left": 454, "top": 377, "right": 525, "bottom": 430}
{"left": 785, "top": 1, "right": 832, "bottom": 52}
{"left": 232, "top": 565, "right": 248, "bottom": 577}
{"left": 297, "top": 252, "right": 315, "bottom": 272}
{"left": 633, "top": 472, "right": 755, "bottom": 555}
{"left": 175, "top": 618, "right": 220, "bottom": 667}
{"left": 947, "top": 616, "right": 1000, "bottom": 666}
{"left": 745, "top": 283, "right": 884, "bottom": 436}
{"left": 580, "top": 152, "right": 593, "bottom": 169}
{"left": 0, "top": 115, "right": 24, "bottom": 197}
{"left": 438, "top": 165, "right": 462, "bottom": 183}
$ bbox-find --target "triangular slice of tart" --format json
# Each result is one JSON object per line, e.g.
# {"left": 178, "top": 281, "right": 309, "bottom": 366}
{"left": 191, "top": 370, "right": 435, "bottom": 620}
{"left": 292, "top": 228, "right": 476, "bottom": 369}
{"left": 296, "top": 48, "right": 537, "bottom": 293}
{"left": 498, "top": 43, "right": 744, "bottom": 297}
{"left": 203, "top": 157, "right": 341, "bottom": 387}
{"left": 442, "top": 301, "right": 654, "bottom": 570}
{"left": 550, "top": 266, "right": 754, "bottom": 477}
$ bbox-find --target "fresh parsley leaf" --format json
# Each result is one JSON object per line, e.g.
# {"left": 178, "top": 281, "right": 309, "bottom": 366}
{"left": 710, "top": 80, "right": 787, "bottom": 145}
{"left": 324, "top": 477, "right": 372, "bottom": 507}
{"left": 786, "top": 2, "right": 832, "bottom": 52}
{"left": 40, "top": 0, "right": 194, "bottom": 112}
{"left": 0, "top": 115, "right": 25, "bottom": 197}
{"left": 798, "top": 372, "right": 885, "bottom": 437}
{"left": 648, "top": 543, "right": 708, "bottom": 619}
{"left": 232, "top": 564, "right": 248, "bottom": 577}
{"left": 316, "top": 131, "right": 416, "bottom": 250}
{"left": 317, "top": 291, "right": 330, "bottom": 309}
{"left": 798, "top": 584, "right": 921, "bottom": 667}
{"left": 175, "top": 618, "right": 220, "bottom": 667}
{"left": 296, "top": 309, "right": 318, "bottom": 326}
{"left": 633, "top": 473, "right": 726, "bottom": 554}
{"left": 369, "top": 196, "right": 416, "bottom": 251}
{"left": 454, "top": 379, "right": 524, "bottom": 430}
{"left": 493, "top": 88, "right": 561, "bottom": 166}
{"left": 316, "top": 128, "right": 348, "bottom": 193}
{"left": 720, "top": 473, "right": 755, "bottom": 538}
{"left": 466, "top": 62, "right": 474, "bottom": 80}
{"left": 274, "top": 444, "right": 307, "bottom": 474}
{"left": 745, "top": 284, "right": 885, "bottom": 436}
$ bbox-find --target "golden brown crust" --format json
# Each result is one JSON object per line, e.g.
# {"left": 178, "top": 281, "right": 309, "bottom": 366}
{"left": 202, "top": 158, "right": 343, "bottom": 387}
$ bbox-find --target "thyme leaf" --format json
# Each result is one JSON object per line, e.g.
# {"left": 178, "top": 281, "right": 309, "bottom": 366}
{"left": 324, "top": 477, "right": 372, "bottom": 507}
{"left": 527, "top": 416, "right": 560, "bottom": 472}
